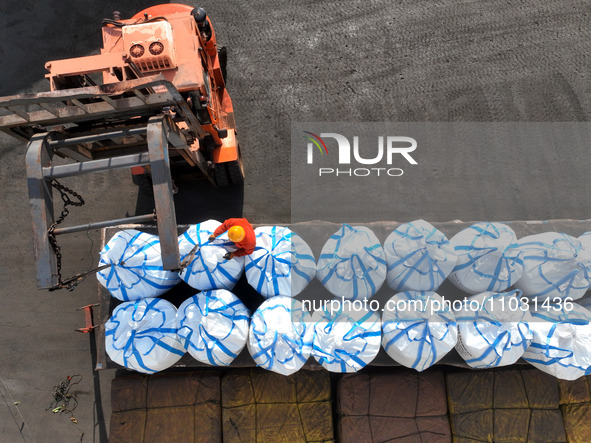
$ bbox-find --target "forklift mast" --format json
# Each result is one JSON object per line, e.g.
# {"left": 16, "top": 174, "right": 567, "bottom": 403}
{"left": 0, "top": 4, "right": 244, "bottom": 290}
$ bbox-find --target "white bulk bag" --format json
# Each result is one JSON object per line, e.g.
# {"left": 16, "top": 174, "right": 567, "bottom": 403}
{"left": 515, "top": 233, "right": 591, "bottom": 301}
{"left": 247, "top": 296, "right": 313, "bottom": 375}
{"left": 105, "top": 298, "right": 184, "bottom": 373}
{"left": 579, "top": 231, "right": 591, "bottom": 302}
{"left": 384, "top": 220, "right": 457, "bottom": 292}
{"left": 176, "top": 289, "right": 250, "bottom": 366}
{"left": 523, "top": 302, "right": 591, "bottom": 380}
{"left": 98, "top": 229, "right": 181, "bottom": 301}
{"left": 245, "top": 226, "right": 316, "bottom": 298}
{"left": 317, "top": 224, "right": 387, "bottom": 300}
{"left": 448, "top": 222, "right": 523, "bottom": 294}
{"left": 455, "top": 290, "right": 533, "bottom": 368}
{"left": 579, "top": 231, "right": 591, "bottom": 250}
{"left": 178, "top": 220, "right": 245, "bottom": 291}
{"left": 311, "top": 308, "right": 381, "bottom": 373}
{"left": 382, "top": 291, "right": 457, "bottom": 371}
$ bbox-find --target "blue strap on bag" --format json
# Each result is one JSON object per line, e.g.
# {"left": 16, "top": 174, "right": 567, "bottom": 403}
{"left": 98, "top": 230, "right": 181, "bottom": 301}
{"left": 247, "top": 296, "right": 313, "bottom": 375}
{"left": 317, "top": 224, "right": 387, "bottom": 300}
{"left": 384, "top": 220, "right": 457, "bottom": 292}
{"left": 176, "top": 289, "right": 250, "bottom": 366}
{"left": 245, "top": 226, "right": 316, "bottom": 298}
{"left": 178, "top": 220, "right": 245, "bottom": 291}
{"left": 105, "top": 298, "right": 185, "bottom": 373}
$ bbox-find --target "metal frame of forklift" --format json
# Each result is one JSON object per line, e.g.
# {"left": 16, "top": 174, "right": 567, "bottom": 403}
{"left": 0, "top": 75, "right": 211, "bottom": 289}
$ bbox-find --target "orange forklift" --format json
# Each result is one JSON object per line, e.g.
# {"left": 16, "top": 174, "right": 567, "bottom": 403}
{"left": 0, "top": 4, "right": 243, "bottom": 289}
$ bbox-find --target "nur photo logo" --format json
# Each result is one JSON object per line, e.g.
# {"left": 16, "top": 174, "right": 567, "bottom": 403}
{"left": 303, "top": 131, "right": 418, "bottom": 177}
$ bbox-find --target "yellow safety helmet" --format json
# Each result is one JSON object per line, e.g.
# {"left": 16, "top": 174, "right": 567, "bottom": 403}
{"left": 228, "top": 225, "right": 245, "bottom": 243}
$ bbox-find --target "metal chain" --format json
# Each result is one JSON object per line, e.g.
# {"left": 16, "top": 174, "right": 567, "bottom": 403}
{"left": 47, "top": 179, "right": 85, "bottom": 291}
{"left": 47, "top": 374, "right": 82, "bottom": 415}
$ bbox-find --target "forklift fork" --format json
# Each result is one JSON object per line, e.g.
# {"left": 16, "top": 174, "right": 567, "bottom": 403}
{"left": 26, "top": 115, "right": 181, "bottom": 289}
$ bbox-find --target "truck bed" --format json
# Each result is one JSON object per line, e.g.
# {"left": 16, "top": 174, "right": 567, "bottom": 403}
{"left": 95, "top": 219, "right": 591, "bottom": 371}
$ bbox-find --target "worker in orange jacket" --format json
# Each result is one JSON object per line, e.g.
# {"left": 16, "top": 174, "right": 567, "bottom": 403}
{"left": 209, "top": 218, "right": 256, "bottom": 260}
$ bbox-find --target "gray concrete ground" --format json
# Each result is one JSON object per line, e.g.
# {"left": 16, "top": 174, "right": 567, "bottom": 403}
{"left": 0, "top": 0, "right": 590, "bottom": 441}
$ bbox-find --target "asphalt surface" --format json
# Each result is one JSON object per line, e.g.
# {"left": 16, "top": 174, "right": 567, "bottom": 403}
{"left": 0, "top": 0, "right": 590, "bottom": 441}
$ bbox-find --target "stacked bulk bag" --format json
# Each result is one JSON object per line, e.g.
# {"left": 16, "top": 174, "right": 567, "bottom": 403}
{"left": 105, "top": 298, "right": 185, "bottom": 373}
{"left": 515, "top": 233, "right": 591, "bottom": 301}
{"left": 97, "top": 229, "right": 181, "bottom": 301}
{"left": 245, "top": 226, "right": 316, "bottom": 298}
{"left": 247, "top": 296, "right": 313, "bottom": 375}
{"left": 524, "top": 302, "right": 591, "bottom": 380}
{"left": 455, "top": 290, "right": 533, "bottom": 368}
{"left": 316, "top": 224, "right": 387, "bottom": 300}
{"left": 448, "top": 222, "right": 523, "bottom": 294}
{"left": 176, "top": 289, "right": 250, "bottom": 366}
{"left": 384, "top": 220, "right": 457, "bottom": 292}
{"left": 311, "top": 308, "right": 381, "bottom": 372}
{"left": 381, "top": 291, "right": 457, "bottom": 371}
{"left": 178, "top": 220, "right": 245, "bottom": 291}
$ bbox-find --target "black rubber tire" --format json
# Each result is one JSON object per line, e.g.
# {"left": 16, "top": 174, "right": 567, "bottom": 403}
{"left": 227, "top": 158, "right": 245, "bottom": 186}
{"left": 214, "top": 163, "right": 231, "bottom": 187}
{"left": 218, "top": 46, "right": 228, "bottom": 84}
